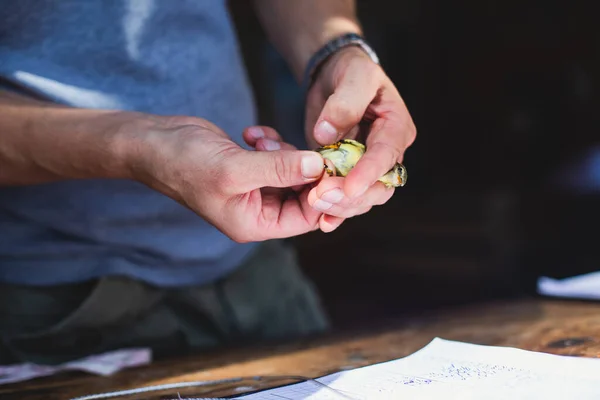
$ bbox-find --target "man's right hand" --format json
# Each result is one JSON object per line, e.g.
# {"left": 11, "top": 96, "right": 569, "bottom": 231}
{"left": 127, "top": 116, "right": 327, "bottom": 242}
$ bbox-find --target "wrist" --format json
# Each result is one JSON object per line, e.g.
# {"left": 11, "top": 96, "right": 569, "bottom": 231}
{"left": 105, "top": 112, "right": 160, "bottom": 182}
{"left": 293, "top": 19, "right": 363, "bottom": 81}
{"left": 301, "top": 32, "right": 380, "bottom": 92}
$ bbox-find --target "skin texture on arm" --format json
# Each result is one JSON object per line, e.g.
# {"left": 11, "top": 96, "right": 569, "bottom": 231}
{"left": 0, "top": 90, "right": 140, "bottom": 185}
{"left": 252, "top": 0, "right": 362, "bottom": 82}
{"left": 252, "top": 0, "right": 417, "bottom": 232}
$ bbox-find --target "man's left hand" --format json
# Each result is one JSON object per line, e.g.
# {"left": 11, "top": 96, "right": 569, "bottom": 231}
{"left": 304, "top": 45, "right": 417, "bottom": 232}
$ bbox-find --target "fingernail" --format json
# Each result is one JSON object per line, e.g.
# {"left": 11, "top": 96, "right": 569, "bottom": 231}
{"left": 321, "top": 188, "right": 344, "bottom": 204}
{"left": 301, "top": 153, "right": 324, "bottom": 179}
{"left": 247, "top": 127, "right": 264, "bottom": 139}
{"left": 315, "top": 120, "right": 338, "bottom": 142}
{"left": 314, "top": 199, "right": 333, "bottom": 212}
{"left": 262, "top": 138, "right": 280, "bottom": 151}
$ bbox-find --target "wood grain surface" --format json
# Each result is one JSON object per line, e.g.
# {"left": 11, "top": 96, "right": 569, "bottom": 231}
{"left": 1, "top": 297, "right": 599, "bottom": 399}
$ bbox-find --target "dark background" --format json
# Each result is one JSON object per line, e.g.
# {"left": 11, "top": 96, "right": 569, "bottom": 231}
{"left": 229, "top": 1, "right": 599, "bottom": 330}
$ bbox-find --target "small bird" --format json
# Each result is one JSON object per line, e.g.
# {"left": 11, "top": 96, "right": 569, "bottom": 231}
{"left": 315, "top": 139, "right": 407, "bottom": 188}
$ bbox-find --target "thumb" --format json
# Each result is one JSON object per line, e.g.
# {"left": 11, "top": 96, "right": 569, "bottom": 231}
{"left": 233, "top": 149, "right": 325, "bottom": 192}
{"left": 313, "top": 63, "right": 380, "bottom": 144}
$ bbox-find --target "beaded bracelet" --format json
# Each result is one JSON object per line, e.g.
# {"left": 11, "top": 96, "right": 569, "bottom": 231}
{"left": 301, "top": 32, "right": 380, "bottom": 92}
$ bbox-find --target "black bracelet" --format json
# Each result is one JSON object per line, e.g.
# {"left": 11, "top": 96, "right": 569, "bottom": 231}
{"left": 301, "top": 33, "right": 380, "bottom": 93}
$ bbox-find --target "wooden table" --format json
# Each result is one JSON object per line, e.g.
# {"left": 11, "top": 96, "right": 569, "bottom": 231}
{"left": 2, "top": 297, "right": 599, "bottom": 399}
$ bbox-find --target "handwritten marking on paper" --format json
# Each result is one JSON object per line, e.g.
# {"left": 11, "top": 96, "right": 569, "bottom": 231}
{"left": 428, "top": 361, "right": 523, "bottom": 381}
{"left": 235, "top": 338, "right": 600, "bottom": 399}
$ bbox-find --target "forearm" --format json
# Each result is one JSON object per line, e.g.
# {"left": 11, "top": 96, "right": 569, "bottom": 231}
{"left": 252, "top": 0, "right": 362, "bottom": 81}
{"left": 0, "top": 91, "right": 141, "bottom": 186}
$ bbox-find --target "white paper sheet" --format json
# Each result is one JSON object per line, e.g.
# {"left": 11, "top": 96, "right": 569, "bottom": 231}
{"left": 538, "top": 271, "right": 600, "bottom": 300}
{"left": 0, "top": 348, "right": 151, "bottom": 385}
{"left": 237, "top": 338, "right": 600, "bottom": 399}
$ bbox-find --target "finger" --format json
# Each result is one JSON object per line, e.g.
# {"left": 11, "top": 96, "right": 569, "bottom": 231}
{"left": 319, "top": 214, "right": 345, "bottom": 233}
{"left": 344, "top": 114, "right": 414, "bottom": 199}
{"left": 332, "top": 79, "right": 415, "bottom": 199}
{"left": 320, "top": 205, "right": 372, "bottom": 219}
{"left": 254, "top": 138, "right": 297, "bottom": 152}
{"left": 260, "top": 186, "right": 322, "bottom": 239}
{"left": 229, "top": 187, "right": 321, "bottom": 242}
{"left": 305, "top": 82, "right": 327, "bottom": 149}
{"left": 313, "top": 59, "right": 381, "bottom": 144}
{"left": 229, "top": 149, "right": 325, "bottom": 192}
{"left": 308, "top": 176, "right": 395, "bottom": 211}
{"left": 243, "top": 126, "right": 284, "bottom": 148}
{"left": 313, "top": 200, "right": 373, "bottom": 219}
{"left": 251, "top": 139, "right": 307, "bottom": 193}
{"left": 308, "top": 178, "right": 344, "bottom": 211}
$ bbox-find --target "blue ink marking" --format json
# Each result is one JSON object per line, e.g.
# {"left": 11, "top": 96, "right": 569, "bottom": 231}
{"left": 402, "top": 377, "right": 433, "bottom": 386}
{"left": 427, "top": 360, "right": 525, "bottom": 382}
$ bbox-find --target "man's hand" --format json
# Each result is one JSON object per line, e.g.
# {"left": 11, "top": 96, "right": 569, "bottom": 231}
{"left": 132, "top": 117, "right": 326, "bottom": 243}
{"left": 253, "top": 0, "right": 417, "bottom": 232}
{"left": 304, "top": 46, "right": 417, "bottom": 231}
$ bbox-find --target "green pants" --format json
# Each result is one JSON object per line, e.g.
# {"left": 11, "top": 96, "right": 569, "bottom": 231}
{"left": 0, "top": 240, "right": 329, "bottom": 365}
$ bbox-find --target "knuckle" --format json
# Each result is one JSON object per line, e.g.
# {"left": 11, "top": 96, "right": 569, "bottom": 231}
{"left": 373, "top": 141, "right": 401, "bottom": 165}
{"left": 360, "top": 206, "right": 373, "bottom": 215}
{"left": 272, "top": 153, "right": 293, "bottom": 186}
{"left": 212, "top": 163, "right": 237, "bottom": 195}
{"left": 207, "top": 146, "right": 245, "bottom": 194}
{"left": 406, "top": 122, "right": 417, "bottom": 145}
{"left": 350, "top": 195, "right": 367, "bottom": 209}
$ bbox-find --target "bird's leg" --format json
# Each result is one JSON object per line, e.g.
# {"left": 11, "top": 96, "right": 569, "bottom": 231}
{"left": 323, "top": 159, "right": 337, "bottom": 177}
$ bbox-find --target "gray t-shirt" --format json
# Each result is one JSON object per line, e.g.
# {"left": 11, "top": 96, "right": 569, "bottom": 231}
{"left": 0, "top": 0, "right": 260, "bottom": 286}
